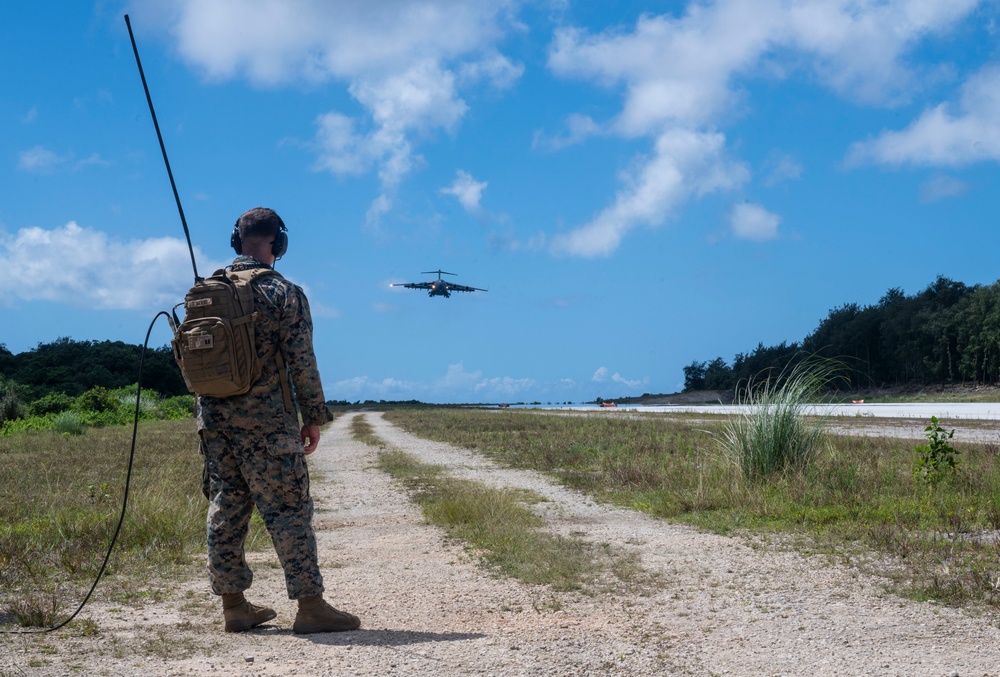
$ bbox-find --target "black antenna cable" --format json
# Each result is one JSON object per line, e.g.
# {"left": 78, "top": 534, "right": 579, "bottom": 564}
{"left": 124, "top": 14, "right": 200, "bottom": 282}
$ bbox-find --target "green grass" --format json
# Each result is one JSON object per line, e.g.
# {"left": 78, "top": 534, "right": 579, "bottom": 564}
{"left": 351, "top": 415, "right": 639, "bottom": 592}
{"left": 384, "top": 408, "right": 1000, "bottom": 610}
{"left": 0, "top": 419, "right": 271, "bottom": 629}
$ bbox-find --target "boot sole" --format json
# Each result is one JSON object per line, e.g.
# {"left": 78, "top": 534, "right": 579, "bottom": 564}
{"left": 292, "top": 618, "right": 361, "bottom": 634}
{"left": 224, "top": 609, "right": 277, "bottom": 633}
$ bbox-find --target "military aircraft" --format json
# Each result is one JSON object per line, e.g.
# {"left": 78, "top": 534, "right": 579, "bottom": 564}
{"left": 390, "top": 270, "right": 487, "bottom": 298}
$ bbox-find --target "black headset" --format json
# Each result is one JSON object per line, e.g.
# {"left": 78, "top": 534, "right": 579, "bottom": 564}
{"left": 231, "top": 220, "right": 288, "bottom": 259}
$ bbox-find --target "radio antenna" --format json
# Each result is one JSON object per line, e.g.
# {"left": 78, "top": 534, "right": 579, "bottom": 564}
{"left": 124, "top": 14, "right": 201, "bottom": 282}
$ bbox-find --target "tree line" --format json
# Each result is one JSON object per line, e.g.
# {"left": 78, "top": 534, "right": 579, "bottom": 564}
{"left": 683, "top": 275, "right": 1000, "bottom": 392}
{"left": 0, "top": 337, "right": 187, "bottom": 402}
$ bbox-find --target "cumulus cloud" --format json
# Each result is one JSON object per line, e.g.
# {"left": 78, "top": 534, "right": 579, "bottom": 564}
{"left": 328, "top": 361, "right": 536, "bottom": 402}
{"left": 328, "top": 375, "right": 418, "bottom": 399}
{"left": 18, "top": 146, "right": 109, "bottom": 174}
{"left": 591, "top": 366, "right": 646, "bottom": 389}
{"left": 474, "top": 375, "right": 537, "bottom": 397}
{"left": 0, "top": 221, "right": 226, "bottom": 310}
{"left": 18, "top": 146, "right": 66, "bottom": 173}
{"left": 551, "top": 129, "right": 748, "bottom": 257}
{"left": 533, "top": 113, "right": 603, "bottom": 151}
{"left": 144, "top": 0, "right": 523, "bottom": 217}
{"left": 763, "top": 151, "right": 803, "bottom": 186}
{"left": 730, "top": 202, "right": 780, "bottom": 241}
{"left": 440, "top": 170, "right": 488, "bottom": 212}
{"left": 546, "top": 0, "right": 981, "bottom": 256}
{"left": 846, "top": 63, "right": 1000, "bottom": 167}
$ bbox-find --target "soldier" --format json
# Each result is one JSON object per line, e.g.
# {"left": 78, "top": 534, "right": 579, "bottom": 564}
{"left": 197, "top": 207, "right": 359, "bottom": 634}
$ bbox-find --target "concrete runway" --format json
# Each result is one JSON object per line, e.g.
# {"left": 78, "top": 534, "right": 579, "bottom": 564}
{"left": 543, "top": 402, "right": 1000, "bottom": 442}
{"left": 601, "top": 402, "right": 1000, "bottom": 420}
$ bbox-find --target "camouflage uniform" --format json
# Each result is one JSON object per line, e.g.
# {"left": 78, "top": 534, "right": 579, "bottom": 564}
{"left": 197, "top": 255, "right": 333, "bottom": 600}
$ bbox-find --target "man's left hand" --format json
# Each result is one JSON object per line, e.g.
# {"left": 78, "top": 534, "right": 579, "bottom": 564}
{"left": 301, "top": 424, "right": 321, "bottom": 455}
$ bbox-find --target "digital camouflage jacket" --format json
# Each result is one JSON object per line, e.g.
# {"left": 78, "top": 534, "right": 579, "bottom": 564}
{"left": 196, "top": 256, "right": 333, "bottom": 434}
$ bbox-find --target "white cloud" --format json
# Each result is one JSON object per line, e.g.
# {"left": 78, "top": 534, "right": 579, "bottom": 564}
{"left": 18, "top": 147, "right": 109, "bottom": 174}
{"left": 18, "top": 146, "right": 66, "bottom": 173}
{"left": 328, "top": 375, "right": 417, "bottom": 399}
{"left": 441, "top": 170, "right": 488, "bottom": 212}
{"left": 763, "top": 151, "right": 803, "bottom": 186}
{"left": 438, "top": 361, "right": 482, "bottom": 390}
{"left": 474, "top": 375, "right": 537, "bottom": 397}
{"left": 919, "top": 175, "right": 969, "bottom": 203}
{"left": 533, "top": 113, "right": 603, "bottom": 151}
{"left": 365, "top": 193, "right": 393, "bottom": 229}
{"left": 545, "top": 0, "right": 982, "bottom": 256}
{"left": 730, "top": 202, "right": 780, "bottom": 241}
{"left": 551, "top": 129, "right": 749, "bottom": 257}
{"left": 328, "top": 361, "right": 536, "bottom": 402}
{"left": 74, "top": 153, "right": 111, "bottom": 171}
{"left": 847, "top": 63, "right": 1000, "bottom": 167}
{"left": 0, "top": 221, "right": 226, "bottom": 310}
{"left": 146, "top": 0, "right": 524, "bottom": 211}
{"left": 591, "top": 366, "right": 646, "bottom": 389}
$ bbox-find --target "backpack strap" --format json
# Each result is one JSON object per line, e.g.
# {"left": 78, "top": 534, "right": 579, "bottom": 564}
{"left": 226, "top": 268, "right": 295, "bottom": 415}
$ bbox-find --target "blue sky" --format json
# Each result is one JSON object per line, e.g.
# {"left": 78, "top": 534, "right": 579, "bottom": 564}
{"left": 2, "top": 1, "right": 999, "bottom": 404}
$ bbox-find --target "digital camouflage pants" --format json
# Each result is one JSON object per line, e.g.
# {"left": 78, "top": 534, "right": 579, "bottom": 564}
{"left": 200, "top": 429, "right": 324, "bottom": 599}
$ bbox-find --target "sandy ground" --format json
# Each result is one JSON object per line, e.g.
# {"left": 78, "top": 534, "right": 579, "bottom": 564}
{"left": 3, "top": 412, "right": 1000, "bottom": 676}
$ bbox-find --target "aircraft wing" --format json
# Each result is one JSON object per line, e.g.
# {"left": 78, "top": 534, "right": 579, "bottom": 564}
{"left": 447, "top": 283, "right": 487, "bottom": 293}
{"left": 391, "top": 282, "right": 433, "bottom": 290}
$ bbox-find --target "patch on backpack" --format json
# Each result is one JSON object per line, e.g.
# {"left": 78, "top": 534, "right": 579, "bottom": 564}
{"left": 188, "top": 335, "right": 214, "bottom": 350}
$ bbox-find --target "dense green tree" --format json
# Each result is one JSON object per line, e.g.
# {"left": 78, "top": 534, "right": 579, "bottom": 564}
{"left": 1, "top": 338, "right": 186, "bottom": 400}
{"left": 682, "top": 361, "right": 706, "bottom": 392}
{"left": 686, "top": 275, "right": 1000, "bottom": 391}
{"left": 703, "top": 357, "right": 733, "bottom": 390}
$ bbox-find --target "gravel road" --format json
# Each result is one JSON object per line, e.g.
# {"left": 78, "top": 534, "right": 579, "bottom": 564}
{"left": 3, "top": 412, "right": 1000, "bottom": 676}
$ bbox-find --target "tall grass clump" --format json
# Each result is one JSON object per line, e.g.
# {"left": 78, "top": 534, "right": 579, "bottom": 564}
{"left": 716, "top": 357, "right": 843, "bottom": 482}
{"left": 51, "top": 411, "right": 85, "bottom": 435}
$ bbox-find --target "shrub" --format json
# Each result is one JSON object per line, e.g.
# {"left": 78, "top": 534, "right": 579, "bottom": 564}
{"left": 1, "top": 414, "right": 54, "bottom": 436}
{"left": 74, "top": 386, "right": 118, "bottom": 414}
{"left": 0, "top": 380, "right": 26, "bottom": 424}
{"left": 28, "top": 392, "right": 75, "bottom": 417}
{"left": 913, "top": 416, "right": 960, "bottom": 485}
{"left": 158, "top": 395, "right": 196, "bottom": 420}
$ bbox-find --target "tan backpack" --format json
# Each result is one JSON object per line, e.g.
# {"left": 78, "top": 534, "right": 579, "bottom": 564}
{"left": 170, "top": 268, "right": 293, "bottom": 411}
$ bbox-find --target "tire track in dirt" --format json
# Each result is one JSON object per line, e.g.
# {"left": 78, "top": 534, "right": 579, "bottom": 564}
{"left": 367, "top": 411, "right": 1000, "bottom": 676}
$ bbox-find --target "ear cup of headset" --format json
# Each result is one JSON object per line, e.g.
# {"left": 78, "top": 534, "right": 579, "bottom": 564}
{"left": 272, "top": 227, "right": 288, "bottom": 258}
{"left": 230, "top": 224, "right": 243, "bottom": 254}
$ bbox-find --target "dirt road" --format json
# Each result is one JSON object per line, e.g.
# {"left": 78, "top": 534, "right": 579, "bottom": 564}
{"left": 3, "top": 412, "right": 1000, "bottom": 675}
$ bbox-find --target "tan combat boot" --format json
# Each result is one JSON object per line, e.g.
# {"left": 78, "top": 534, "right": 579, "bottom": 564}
{"left": 292, "top": 595, "right": 361, "bottom": 634}
{"left": 221, "top": 591, "right": 277, "bottom": 633}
